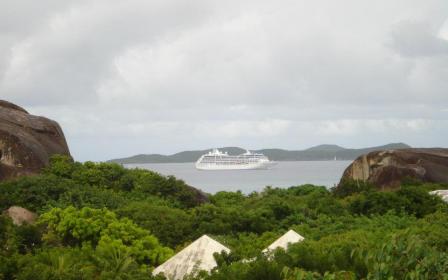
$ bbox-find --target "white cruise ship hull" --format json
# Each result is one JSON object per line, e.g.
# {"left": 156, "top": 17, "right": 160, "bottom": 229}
{"left": 195, "top": 161, "right": 277, "bottom": 170}
{"left": 195, "top": 148, "right": 277, "bottom": 170}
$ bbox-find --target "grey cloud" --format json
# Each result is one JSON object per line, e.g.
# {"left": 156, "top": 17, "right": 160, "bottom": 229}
{"left": 1, "top": 0, "right": 215, "bottom": 106}
{"left": 388, "top": 20, "right": 448, "bottom": 57}
{"left": 1, "top": 0, "right": 448, "bottom": 160}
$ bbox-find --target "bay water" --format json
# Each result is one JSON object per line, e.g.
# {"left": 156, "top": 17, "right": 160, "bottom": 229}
{"left": 125, "top": 161, "right": 352, "bottom": 194}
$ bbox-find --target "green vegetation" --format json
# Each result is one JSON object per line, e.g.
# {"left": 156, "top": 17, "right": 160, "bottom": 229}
{"left": 1, "top": 155, "right": 447, "bottom": 279}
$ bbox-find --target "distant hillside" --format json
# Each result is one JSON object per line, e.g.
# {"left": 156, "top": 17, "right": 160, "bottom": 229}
{"left": 108, "top": 143, "right": 411, "bottom": 164}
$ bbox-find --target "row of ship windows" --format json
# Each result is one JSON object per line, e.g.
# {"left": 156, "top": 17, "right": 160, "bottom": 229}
{"left": 202, "top": 159, "right": 261, "bottom": 161}
{"left": 200, "top": 160, "right": 258, "bottom": 162}
{"left": 199, "top": 162, "right": 252, "bottom": 165}
{"left": 202, "top": 156, "right": 265, "bottom": 159}
{"left": 202, "top": 158, "right": 260, "bottom": 161}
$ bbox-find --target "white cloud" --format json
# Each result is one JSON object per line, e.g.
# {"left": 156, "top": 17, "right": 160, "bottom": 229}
{"left": 312, "top": 119, "right": 433, "bottom": 137}
{"left": 437, "top": 18, "right": 448, "bottom": 41}
{"left": 1, "top": 0, "right": 448, "bottom": 160}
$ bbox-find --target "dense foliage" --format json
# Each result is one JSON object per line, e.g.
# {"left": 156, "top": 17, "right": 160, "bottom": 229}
{"left": 0, "top": 156, "right": 447, "bottom": 279}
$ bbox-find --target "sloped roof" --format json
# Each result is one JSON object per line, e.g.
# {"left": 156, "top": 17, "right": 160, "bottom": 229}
{"left": 262, "top": 230, "right": 304, "bottom": 253}
{"left": 152, "top": 235, "right": 230, "bottom": 280}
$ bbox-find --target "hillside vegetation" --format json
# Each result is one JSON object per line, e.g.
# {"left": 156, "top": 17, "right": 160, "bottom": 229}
{"left": 109, "top": 143, "right": 410, "bottom": 163}
{"left": 1, "top": 156, "right": 447, "bottom": 279}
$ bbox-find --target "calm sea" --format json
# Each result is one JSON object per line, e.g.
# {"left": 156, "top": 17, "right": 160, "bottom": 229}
{"left": 125, "top": 161, "right": 352, "bottom": 194}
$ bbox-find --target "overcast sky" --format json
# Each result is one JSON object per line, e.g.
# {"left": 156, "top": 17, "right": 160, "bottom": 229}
{"left": 1, "top": 0, "right": 448, "bottom": 161}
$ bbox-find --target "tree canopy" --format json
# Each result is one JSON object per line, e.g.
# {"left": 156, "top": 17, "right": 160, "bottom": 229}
{"left": 0, "top": 155, "right": 447, "bottom": 279}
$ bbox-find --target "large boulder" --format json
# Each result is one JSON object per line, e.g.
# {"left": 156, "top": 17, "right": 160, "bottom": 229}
{"left": 0, "top": 100, "right": 71, "bottom": 180}
{"left": 5, "top": 206, "right": 37, "bottom": 225}
{"left": 339, "top": 148, "right": 448, "bottom": 190}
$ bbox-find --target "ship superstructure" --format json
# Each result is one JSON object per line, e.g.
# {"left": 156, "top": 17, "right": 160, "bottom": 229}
{"left": 195, "top": 149, "right": 276, "bottom": 170}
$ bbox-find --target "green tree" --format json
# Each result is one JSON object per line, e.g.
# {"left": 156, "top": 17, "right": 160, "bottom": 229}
{"left": 38, "top": 206, "right": 172, "bottom": 266}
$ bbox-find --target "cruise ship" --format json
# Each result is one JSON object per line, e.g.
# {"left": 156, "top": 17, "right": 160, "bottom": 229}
{"left": 195, "top": 149, "right": 277, "bottom": 170}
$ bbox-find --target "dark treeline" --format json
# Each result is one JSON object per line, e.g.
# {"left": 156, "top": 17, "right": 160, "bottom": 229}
{"left": 1, "top": 156, "right": 447, "bottom": 279}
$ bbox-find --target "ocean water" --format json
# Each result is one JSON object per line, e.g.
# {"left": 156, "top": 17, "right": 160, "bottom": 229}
{"left": 125, "top": 161, "right": 352, "bottom": 194}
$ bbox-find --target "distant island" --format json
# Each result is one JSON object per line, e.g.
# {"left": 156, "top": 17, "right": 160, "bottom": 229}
{"left": 108, "top": 143, "right": 411, "bottom": 164}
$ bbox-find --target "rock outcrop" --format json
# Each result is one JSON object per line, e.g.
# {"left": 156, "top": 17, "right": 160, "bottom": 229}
{"left": 339, "top": 148, "right": 448, "bottom": 189}
{"left": 5, "top": 206, "right": 37, "bottom": 225}
{"left": 0, "top": 100, "right": 71, "bottom": 180}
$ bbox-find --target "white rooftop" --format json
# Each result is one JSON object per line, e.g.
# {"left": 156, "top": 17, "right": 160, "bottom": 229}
{"left": 152, "top": 235, "right": 230, "bottom": 280}
{"left": 429, "top": 190, "right": 448, "bottom": 202}
{"left": 262, "top": 230, "right": 305, "bottom": 253}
